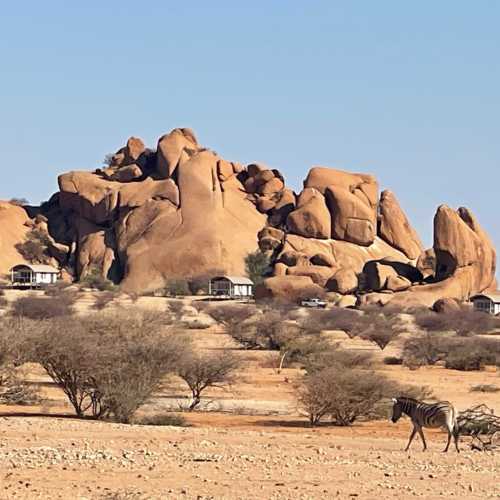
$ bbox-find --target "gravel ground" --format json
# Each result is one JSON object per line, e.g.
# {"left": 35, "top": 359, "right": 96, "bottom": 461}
{"left": 0, "top": 415, "right": 499, "bottom": 500}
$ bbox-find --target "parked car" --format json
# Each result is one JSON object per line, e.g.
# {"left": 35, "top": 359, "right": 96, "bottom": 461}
{"left": 300, "top": 297, "right": 327, "bottom": 308}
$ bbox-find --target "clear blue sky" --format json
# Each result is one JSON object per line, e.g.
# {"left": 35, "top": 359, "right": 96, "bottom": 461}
{"left": 1, "top": 1, "right": 498, "bottom": 257}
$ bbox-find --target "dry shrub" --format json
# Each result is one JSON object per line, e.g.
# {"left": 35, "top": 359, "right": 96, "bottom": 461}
{"left": 414, "top": 307, "right": 500, "bottom": 337}
{"left": 44, "top": 281, "right": 73, "bottom": 297}
{"left": 204, "top": 304, "right": 257, "bottom": 328}
{"left": 176, "top": 350, "right": 241, "bottom": 410}
{"left": 297, "top": 366, "right": 391, "bottom": 426}
{"left": 402, "top": 335, "right": 500, "bottom": 370}
{"left": 444, "top": 345, "right": 496, "bottom": 371}
{"left": 0, "top": 323, "right": 39, "bottom": 405}
{"left": 470, "top": 384, "right": 500, "bottom": 393}
{"left": 93, "top": 291, "right": 118, "bottom": 310}
{"left": 303, "top": 344, "right": 374, "bottom": 374}
{"left": 227, "top": 310, "right": 296, "bottom": 350}
{"left": 11, "top": 294, "right": 75, "bottom": 319}
{"left": 297, "top": 364, "right": 432, "bottom": 426}
{"left": 305, "top": 307, "right": 363, "bottom": 337}
{"left": 14, "top": 311, "right": 188, "bottom": 422}
{"left": 135, "top": 412, "right": 188, "bottom": 426}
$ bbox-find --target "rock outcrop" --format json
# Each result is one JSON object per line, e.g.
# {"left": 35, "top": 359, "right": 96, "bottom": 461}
{"left": 378, "top": 190, "right": 423, "bottom": 259}
{"left": 1, "top": 127, "right": 495, "bottom": 303}
{"left": 0, "top": 202, "right": 30, "bottom": 277}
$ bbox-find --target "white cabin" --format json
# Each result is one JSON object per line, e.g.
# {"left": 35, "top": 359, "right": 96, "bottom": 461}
{"left": 209, "top": 276, "right": 254, "bottom": 298}
{"left": 470, "top": 293, "right": 500, "bottom": 315}
{"left": 10, "top": 264, "right": 60, "bottom": 288}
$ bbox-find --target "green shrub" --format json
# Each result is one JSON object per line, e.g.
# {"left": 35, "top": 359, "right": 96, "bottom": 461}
{"left": 244, "top": 249, "right": 270, "bottom": 286}
{"left": 15, "top": 228, "right": 51, "bottom": 264}
{"left": 79, "top": 267, "right": 116, "bottom": 291}
{"left": 163, "top": 279, "right": 190, "bottom": 297}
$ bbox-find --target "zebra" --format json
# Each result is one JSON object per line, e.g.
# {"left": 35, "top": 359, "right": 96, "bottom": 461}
{"left": 390, "top": 397, "right": 460, "bottom": 452}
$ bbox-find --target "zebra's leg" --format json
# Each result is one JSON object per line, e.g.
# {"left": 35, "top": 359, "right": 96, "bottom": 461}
{"left": 444, "top": 430, "right": 452, "bottom": 452}
{"left": 405, "top": 425, "right": 417, "bottom": 451}
{"left": 453, "top": 427, "right": 460, "bottom": 453}
{"left": 416, "top": 426, "right": 427, "bottom": 451}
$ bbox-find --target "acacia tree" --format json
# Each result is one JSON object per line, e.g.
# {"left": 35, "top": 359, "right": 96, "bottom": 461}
{"left": 176, "top": 351, "right": 240, "bottom": 410}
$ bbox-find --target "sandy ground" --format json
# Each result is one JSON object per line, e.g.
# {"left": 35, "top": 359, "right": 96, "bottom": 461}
{"left": 0, "top": 292, "right": 499, "bottom": 499}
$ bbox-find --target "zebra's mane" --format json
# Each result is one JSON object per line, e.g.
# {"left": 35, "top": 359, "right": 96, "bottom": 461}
{"left": 396, "top": 396, "right": 420, "bottom": 404}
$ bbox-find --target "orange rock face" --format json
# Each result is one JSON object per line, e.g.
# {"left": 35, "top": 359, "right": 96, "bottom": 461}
{"left": 304, "top": 167, "right": 378, "bottom": 246}
{"left": 0, "top": 201, "right": 31, "bottom": 277}
{"left": 378, "top": 190, "right": 423, "bottom": 259}
{"left": 2, "top": 128, "right": 495, "bottom": 304}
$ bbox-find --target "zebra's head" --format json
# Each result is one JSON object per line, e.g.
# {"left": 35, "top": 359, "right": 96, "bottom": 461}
{"left": 390, "top": 397, "right": 402, "bottom": 423}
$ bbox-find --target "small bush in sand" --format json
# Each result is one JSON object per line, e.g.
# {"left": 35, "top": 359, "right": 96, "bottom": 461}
{"left": 176, "top": 350, "right": 241, "bottom": 411}
{"left": 135, "top": 413, "right": 188, "bottom": 427}
{"left": 383, "top": 356, "right": 403, "bottom": 365}
{"left": 11, "top": 294, "right": 75, "bottom": 319}
{"left": 470, "top": 384, "right": 500, "bottom": 393}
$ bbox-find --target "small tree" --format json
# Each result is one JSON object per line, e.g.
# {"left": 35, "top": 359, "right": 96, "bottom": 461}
{"left": 176, "top": 351, "right": 240, "bottom": 410}
{"left": 244, "top": 249, "right": 270, "bottom": 285}
{"left": 16, "top": 312, "right": 188, "bottom": 422}
{"left": 15, "top": 228, "right": 51, "bottom": 264}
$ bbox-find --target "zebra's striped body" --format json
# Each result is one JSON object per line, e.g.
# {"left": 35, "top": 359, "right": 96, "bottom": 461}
{"left": 391, "top": 397, "right": 460, "bottom": 452}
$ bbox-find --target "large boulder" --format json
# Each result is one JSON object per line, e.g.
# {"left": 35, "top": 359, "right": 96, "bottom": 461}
{"left": 58, "top": 173, "right": 179, "bottom": 225}
{"left": 326, "top": 268, "right": 358, "bottom": 294}
{"left": 389, "top": 205, "right": 496, "bottom": 307}
{"left": 118, "top": 150, "right": 266, "bottom": 292}
{"left": 0, "top": 201, "right": 31, "bottom": 277}
{"left": 74, "top": 217, "right": 117, "bottom": 281}
{"left": 417, "top": 248, "right": 436, "bottom": 279}
{"left": 304, "top": 167, "right": 378, "bottom": 246}
{"left": 325, "top": 185, "right": 377, "bottom": 246}
{"left": 286, "top": 188, "right": 331, "bottom": 239}
{"left": 156, "top": 128, "right": 199, "bottom": 179}
{"left": 279, "top": 234, "right": 409, "bottom": 277}
{"left": 434, "top": 206, "right": 496, "bottom": 293}
{"left": 286, "top": 265, "right": 335, "bottom": 287}
{"left": 255, "top": 275, "right": 324, "bottom": 303}
{"left": 378, "top": 190, "right": 423, "bottom": 259}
